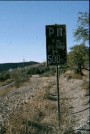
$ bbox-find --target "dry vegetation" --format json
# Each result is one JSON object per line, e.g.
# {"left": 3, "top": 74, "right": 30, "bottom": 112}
{"left": 0, "top": 87, "right": 15, "bottom": 97}
{"left": 2, "top": 78, "right": 53, "bottom": 133}
{"left": 0, "top": 79, "right": 30, "bottom": 97}
{"left": 0, "top": 69, "right": 89, "bottom": 134}
{"left": 63, "top": 70, "right": 84, "bottom": 80}
{"left": 1, "top": 77, "right": 71, "bottom": 134}
{"left": 0, "top": 79, "right": 13, "bottom": 87}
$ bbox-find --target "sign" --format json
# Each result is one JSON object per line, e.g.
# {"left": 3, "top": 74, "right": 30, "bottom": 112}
{"left": 46, "top": 24, "right": 67, "bottom": 65}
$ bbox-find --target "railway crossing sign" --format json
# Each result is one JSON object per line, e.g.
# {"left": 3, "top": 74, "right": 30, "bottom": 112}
{"left": 45, "top": 24, "right": 67, "bottom": 66}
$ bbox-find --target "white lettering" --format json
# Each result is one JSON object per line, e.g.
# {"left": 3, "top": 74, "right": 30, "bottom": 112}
{"left": 56, "top": 40, "right": 65, "bottom": 50}
{"left": 52, "top": 55, "right": 56, "bottom": 63}
{"left": 49, "top": 27, "right": 54, "bottom": 37}
{"left": 57, "top": 28, "right": 63, "bottom": 37}
{"left": 52, "top": 39, "right": 55, "bottom": 43}
{"left": 48, "top": 55, "right": 61, "bottom": 64}
{"left": 48, "top": 55, "right": 52, "bottom": 64}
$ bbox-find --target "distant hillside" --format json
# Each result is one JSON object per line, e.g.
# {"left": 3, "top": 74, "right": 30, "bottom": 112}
{"left": 0, "top": 61, "right": 39, "bottom": 72}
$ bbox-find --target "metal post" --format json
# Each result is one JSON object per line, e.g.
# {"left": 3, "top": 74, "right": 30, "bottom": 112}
{"left": 56, "top": 65, "right": 60, "bottom": 128}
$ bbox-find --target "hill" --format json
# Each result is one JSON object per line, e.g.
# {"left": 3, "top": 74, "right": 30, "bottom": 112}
{"left": 0, "top": 61, "right": 39, "bottom": 72}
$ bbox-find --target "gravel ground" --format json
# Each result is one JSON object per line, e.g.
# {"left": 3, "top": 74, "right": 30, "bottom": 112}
{"left": 60, "top": 75, "right": 89, "bottom": 134}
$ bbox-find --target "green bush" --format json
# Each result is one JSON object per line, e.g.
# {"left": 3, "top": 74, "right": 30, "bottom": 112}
{"left": 0, "top": 72, "right": 10, "bottom": 81}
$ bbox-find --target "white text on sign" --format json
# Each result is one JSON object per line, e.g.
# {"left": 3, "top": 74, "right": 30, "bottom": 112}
{"left": 48, "top": 55, "right": 65, "bottom": 64}
{"left": 52, "top": 39, "right": 65, "bottom": 50}
{"left": 49, "top": 27, "right": 63, "bottom": 37}
{"left": 46, "top": 25, "right": 67, "bottom": 65}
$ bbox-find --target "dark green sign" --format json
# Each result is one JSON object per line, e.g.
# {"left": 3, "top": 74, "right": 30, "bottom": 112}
{"left": 46, "top": 25, "right": 67, "bottom": 66}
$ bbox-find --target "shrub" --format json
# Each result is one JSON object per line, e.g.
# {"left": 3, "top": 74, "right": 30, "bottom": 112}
{"left": 0, "top": 72, "right": 10, "bottom": 81}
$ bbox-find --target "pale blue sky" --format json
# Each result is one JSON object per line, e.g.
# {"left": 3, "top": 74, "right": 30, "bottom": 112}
{"left": 0, "top": 1, "right": 89, "bottom": 63}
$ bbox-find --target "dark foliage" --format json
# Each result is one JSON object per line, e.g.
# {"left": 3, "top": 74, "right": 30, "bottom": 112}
{"left": 0, "top": 61, "right": 39, "bottom": 72}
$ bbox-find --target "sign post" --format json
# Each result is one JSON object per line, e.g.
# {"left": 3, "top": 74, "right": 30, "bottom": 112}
{"left": 45, "top": 24, "right": 67, "bottom": 129}
{"left": 56, "top": 65, "right": 60, "bottom": 128}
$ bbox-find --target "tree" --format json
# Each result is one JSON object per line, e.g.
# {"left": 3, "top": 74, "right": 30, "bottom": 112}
{"left": 68, "top": 44, "right": 89, "bottom": 73}
{"left": 74, "top": 11, "right": 89, "bottom": 44}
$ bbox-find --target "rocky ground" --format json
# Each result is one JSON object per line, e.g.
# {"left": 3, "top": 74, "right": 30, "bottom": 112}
{"left": 0, "top": 70, "right": 89, "bottom": 134}
{"left": 60, "top": 76, "right": 89, "bottom": 134}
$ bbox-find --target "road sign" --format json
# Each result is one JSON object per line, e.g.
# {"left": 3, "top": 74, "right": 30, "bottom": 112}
{"left": 46, "top": 24, "right": 67, "bottom": 66}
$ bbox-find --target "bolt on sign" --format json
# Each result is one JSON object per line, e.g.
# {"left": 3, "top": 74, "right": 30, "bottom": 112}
{"left": 45, "top": 24, "right": 67, "bottom": 66}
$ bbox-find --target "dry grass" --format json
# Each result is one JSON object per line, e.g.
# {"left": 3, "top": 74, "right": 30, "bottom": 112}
{"left": 0, "top": 87, "right": 15, "bottom": 97}
{"left": 0, "top": 78, "right": 31, "bottom": 97}
{"left": 82, "top": 81, "right": 89, "bottom": 90}
{"left": 64, "top": 70, "right": 85, "bottom": 80}
{"left": 4, "top": 88, "right": 58, "bottom": 133}
{"left": 2, "top": 76, "right": 75, "bottom": 134}
{"left": 3, "top": 78, "right": 55, "bottom": 133}
{"left": 0, "top": 79, "right": 13, "bottom": 87}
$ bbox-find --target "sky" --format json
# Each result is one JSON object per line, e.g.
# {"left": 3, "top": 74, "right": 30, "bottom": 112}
{"left": 0, "top": 1, "right": 89, "bottom": 63}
